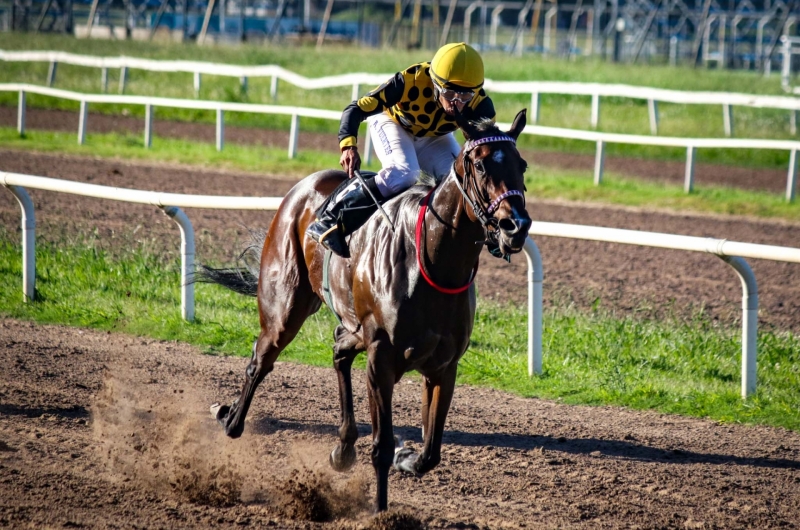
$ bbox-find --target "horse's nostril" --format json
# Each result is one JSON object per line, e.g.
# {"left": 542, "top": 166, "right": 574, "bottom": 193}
{"left": 498, "top": 218, "right": 518, "bottom": 233}
{"left": 498, "top": 217, "right": 531, "bottom": 235}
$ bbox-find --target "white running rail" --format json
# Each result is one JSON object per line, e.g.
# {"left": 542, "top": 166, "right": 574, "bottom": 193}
{"left": 3, "top": 83, "right": 799, "bottom": 202}
{"left": 526, "top": 221, "right": 800, "bottom": 399}
{"left": 3, "top": 49, "right": 800, "bottom": 137}
{"left": 1, "top": 172, "right": 281, "bottom": 322}
{"left": 4, "top": 171, "right": 800, "bottom": 398}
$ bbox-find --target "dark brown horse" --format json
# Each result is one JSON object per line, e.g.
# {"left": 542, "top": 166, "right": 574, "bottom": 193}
{"left": 199, "top": 109, "right": 531, "bottom": 512}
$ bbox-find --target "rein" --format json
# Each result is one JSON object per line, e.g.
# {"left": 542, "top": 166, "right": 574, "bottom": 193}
{"left": 415, "top": 188, "right": 478, "bottom": 294}
{"left": 414, "top": 133, "right": 523, "bottom": 294}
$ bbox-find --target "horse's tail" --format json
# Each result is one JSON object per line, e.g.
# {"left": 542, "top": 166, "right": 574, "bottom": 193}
{"left": 191, "top": 228, "right": 266, "bottom": 298}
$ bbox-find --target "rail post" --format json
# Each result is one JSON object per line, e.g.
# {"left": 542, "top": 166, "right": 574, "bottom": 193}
{"left": 648, "top": 99, "right": 659, "bottom": 135}
{"left": 144, "top": 104, "right": 154, "bottom": 149}
{"left": 118, "top": 66, "right": 127, "bottom": 95}
{"left": 723, "top": 104, "right": 734, "bottom": 137}
{"left": 17, "top": 90, "right": 25, "bottom": 136}
{"left": 4, "top": 185, "right": 35, "bottom": 301}
{"left": 215, "top": 108, "right": 224, "bottom": 151}
{"left": 791, "top": 110, "right": 798, "bottom": 136}
{"left": 531, "top": 92, "right": 540, "bottom": 124}
{"left": 161, "top": 206, "right": 195, "bottom": 322}
{"left": 288, "top": 114, "right": 299, "bottom": 159}
{"left": 270, "top": 76, "right": 278, "bottom": 99}
{"left": 684, "top": 145, "right": 696, "bottom": 193}
{"left": 719, "top": 255, "right": 757, "bottom": 398}
{"left": 78, "top": 101, "right": 88, "bottom": 145}
{"left": 594, "top": 140, "right": 605, "bottom": 185}
{"left": 47, "top": 61, "right": 57, "bottom": 87}
{"left": 101, "top": 67, "right": 108, "bottom": 93}
{"left": 523, "top": 237, "right": 543, "bottom": 377}
{"left": 240, "top": 76, "right": 248, "bottom": 94}
{"left": 194, "top": 72, "right": 201, "bottom": 97}
{"left": 351, "top": 83, "right": 360, "bottom": 101}
{"left": 591, "top": 93, "right": 600, "bottom": 128}
{"left": 788, "top": 148, "right": 798, "bottom": 203}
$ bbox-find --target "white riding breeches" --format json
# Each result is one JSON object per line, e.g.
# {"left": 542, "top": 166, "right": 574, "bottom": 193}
{"left": 367, "top": 112, "right": 460, "bottom": 198}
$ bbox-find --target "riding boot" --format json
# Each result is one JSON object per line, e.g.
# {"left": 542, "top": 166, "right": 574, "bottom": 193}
{"left": 306, "top": 178, "right": 386, "bottom": 258}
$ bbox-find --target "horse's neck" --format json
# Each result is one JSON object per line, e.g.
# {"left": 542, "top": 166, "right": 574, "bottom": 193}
{"left": 422, "top": 173, "right": 485, "bottom": 282}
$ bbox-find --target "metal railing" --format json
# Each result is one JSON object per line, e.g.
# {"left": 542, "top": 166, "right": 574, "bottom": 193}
{"left": 3, "top": 83, "right": 799, "bottom": 202}
{"left": 3, "top": 49, "right": 800, "bottom": 136}
{"left": 4, "top": 171, "right": 800, "bottom": 398}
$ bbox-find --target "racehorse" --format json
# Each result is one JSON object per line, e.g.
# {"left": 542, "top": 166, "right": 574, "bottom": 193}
{"left": 198, "top": 109, "right": 532, "bottom": 512}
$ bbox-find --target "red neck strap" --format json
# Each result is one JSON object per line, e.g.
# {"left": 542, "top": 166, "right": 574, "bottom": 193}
{"left": 415, "top": 188, "right": 479, "bottom": 295}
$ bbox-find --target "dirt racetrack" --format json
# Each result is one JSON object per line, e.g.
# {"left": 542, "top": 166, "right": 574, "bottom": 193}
{"left": 1, "top": 118, "right": 800, "bottom": 527}
{"left": 2, "top": 318, "right": 800, "bottom": 529}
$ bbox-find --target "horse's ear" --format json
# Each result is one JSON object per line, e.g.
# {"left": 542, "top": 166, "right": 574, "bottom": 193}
{"left": 455, "top": 110, "right": 481, "bottom": 140}
{"left": 507, "top": 108, "right": 528, "bottom": 140}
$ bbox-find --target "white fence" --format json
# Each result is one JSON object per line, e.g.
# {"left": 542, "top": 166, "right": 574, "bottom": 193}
{"left": 3, "top": 82, "right": 799, "bottom": 203}
{"left": 5, "top": 171, "right": 800, "bottom": 398}
{"left": 3, "top": 49, "right": 800, "bottom": 137}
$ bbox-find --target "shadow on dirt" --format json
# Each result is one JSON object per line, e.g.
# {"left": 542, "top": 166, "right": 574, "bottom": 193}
{"left": 250, "top": 416, "right": 800, "bottom": 471}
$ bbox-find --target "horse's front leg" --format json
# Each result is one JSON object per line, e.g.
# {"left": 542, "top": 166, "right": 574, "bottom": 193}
{"left": 394, "top": 359, "right": 458, "bottom": 476}
{"left": 366, "top": 340, "right": 398, "bottom": 512}
{"left": 329, "top": 325, "right": 363, "bottom": 472}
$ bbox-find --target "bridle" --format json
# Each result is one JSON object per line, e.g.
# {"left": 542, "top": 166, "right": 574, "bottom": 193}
{"left": 452, "top": 135, "right": 525, "bottom": 247}
{"left": 414, "top": 134, "right": 524, "bottom": 294}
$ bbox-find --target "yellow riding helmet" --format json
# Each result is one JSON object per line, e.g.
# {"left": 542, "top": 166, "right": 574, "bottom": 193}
{"left": 430, "top": 42, "right": 484, "bottom": 91}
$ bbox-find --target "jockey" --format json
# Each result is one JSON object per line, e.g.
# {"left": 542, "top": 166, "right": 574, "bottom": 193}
{"left": 306, "top": 42, "right": 496, "bottom": 258}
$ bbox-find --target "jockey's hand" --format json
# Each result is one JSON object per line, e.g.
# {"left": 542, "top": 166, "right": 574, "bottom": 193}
{"left": 340, "top": 146, "right": 361, "bottom": 178}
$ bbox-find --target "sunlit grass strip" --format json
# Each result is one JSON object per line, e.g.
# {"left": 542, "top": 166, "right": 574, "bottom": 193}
{"left": 529, "top": 165, "right": 800, "bottom": 221}
{"left": 0, "top": 127, "right": 357, "bottom": 177}
{"left": 2, "top": 127, "right": 798, "bottom": 222}
{"left": 0, "top": 235, "right": 798, "bottom": 431}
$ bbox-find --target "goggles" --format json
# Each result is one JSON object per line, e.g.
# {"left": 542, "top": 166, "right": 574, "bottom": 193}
{"left": 435, "top": 82, "right": 475, "bottom": 104}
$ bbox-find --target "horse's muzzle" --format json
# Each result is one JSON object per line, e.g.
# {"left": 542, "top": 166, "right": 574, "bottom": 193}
{"left": 497, "top": 216, "right": 532, "bottom": 253}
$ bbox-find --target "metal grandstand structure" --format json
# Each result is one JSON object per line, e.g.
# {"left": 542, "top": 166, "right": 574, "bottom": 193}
{"left": 1, "top": 0, "right": 798, "bottom": 72}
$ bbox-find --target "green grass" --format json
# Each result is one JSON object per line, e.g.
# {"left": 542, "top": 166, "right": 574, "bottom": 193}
{"left": 3, "top": 127, "right": 798, "bottom": 221}
{"left": 1, "top": 234, "right": 798, "bottom": 431}
{"left": 1, "top": 32, "right": 798, "bottom": 170}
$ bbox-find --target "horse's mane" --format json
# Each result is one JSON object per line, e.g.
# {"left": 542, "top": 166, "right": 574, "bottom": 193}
{"left": 406, "top": 117, "right": 503, "bottom": 196}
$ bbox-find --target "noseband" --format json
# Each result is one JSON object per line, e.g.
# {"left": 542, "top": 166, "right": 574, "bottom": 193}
{"left": 452, "top": 135, "right": 525, "bottom": 243}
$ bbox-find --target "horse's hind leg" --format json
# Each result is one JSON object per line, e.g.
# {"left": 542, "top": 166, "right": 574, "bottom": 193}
{"left": 329, "top": 325, "right": 363, "bottom": 472}
{"left": 213, "top": 241, "right": 320, "bottom": 438}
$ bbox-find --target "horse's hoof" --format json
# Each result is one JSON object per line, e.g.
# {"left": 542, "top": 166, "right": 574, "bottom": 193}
{"left": 210, "top": 402, "right": 230, "bottom": 421}
{"left": 329, "top": 444, "right": 357, "bottom": 472}
{"left": 393, "top": 448, "right": 421, "bottom": 476}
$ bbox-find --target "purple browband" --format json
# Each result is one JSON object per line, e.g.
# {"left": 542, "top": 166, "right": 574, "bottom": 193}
{"left": 487, "top": 189, "right": 524, "bottom": 214}
{"left": 464, "top": 135, "right": 516, "bottom": 152}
